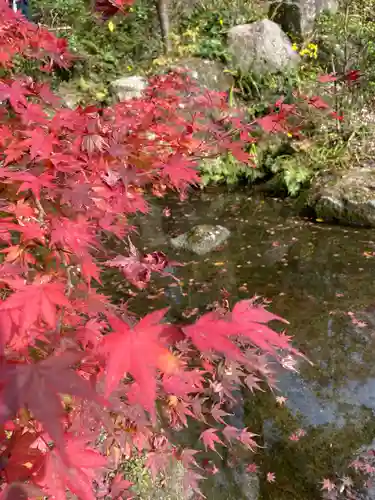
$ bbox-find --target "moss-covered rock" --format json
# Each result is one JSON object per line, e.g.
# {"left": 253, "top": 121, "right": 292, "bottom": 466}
{"left": 306, "top": 166, "right": 375, "bottom": 227}
{"left": 170, "top": 224, "right": 230, "bottom": 255}
{"left": 119, "top": 455, "right": 194, "bottom": 500}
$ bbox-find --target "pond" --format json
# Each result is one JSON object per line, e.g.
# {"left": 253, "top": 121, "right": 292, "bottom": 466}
{"left": 105, "top": 187, "right": 375, "bottom": 500}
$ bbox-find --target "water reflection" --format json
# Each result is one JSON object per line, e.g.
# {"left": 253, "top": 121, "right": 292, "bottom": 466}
{"left": 102, "top": 188, "right": 375, "bottom": 499}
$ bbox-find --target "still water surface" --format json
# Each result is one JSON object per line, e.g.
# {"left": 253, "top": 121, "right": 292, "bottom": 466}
{"left": 105, "top": 188, "right": 375, "bottom": 499}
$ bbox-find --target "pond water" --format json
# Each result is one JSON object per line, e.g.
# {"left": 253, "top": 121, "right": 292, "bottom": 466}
{"left": 105, "top": 187, "right": 375, "bottom": 500}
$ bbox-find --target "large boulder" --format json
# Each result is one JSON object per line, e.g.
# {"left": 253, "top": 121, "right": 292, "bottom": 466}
{"left": 170, "top": 225, "right": 230, "bottom": 255}
{"left": 269, "top": 0, "right": 338, "bottom": 38}
{"left": 110, "top": 75, "right": 148, "bottom": 102}
{"left": 306, "top": 166, "right": 375, "bottom": 227}
{"left": 227, "top": 20, "right": 300, "bottom": 74}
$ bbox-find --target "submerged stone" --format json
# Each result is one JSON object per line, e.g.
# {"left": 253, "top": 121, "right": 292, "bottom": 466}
{"left": 170, "top": 225, "right": 230, "bottom": 255}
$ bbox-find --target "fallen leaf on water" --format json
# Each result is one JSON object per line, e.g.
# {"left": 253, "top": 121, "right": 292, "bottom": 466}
{"left": 321, "top": 478, "right": 336, "bottom": 492}
{"left": 289, "top": 428, "right": 306, "bottom": 441}
{"left": 246, "top": 463, "right": 258, "bottom": 473}
{"left": 266, "top": 472, "right": 276, "bottom": 483}
{"left": 316, "top": 218, "right": 324, "bottom": 223}
{"left": 213, "top": 261, "right": 225, "bottom": 266}
{"left": 276, "top": 396, "right": 287, "bottom": 406}
{"left": 363, "top": 251, "right": 375, "bottom": 258}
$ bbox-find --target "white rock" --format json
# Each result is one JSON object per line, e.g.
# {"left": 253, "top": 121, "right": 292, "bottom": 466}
{"left": 110, "top": 75, "right": 148, "bottom": 102}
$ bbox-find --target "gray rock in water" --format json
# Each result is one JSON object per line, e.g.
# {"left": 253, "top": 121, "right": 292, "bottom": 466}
{"left": 228, "top": 20, "right": 300, "bottom": 74}
{"left": 306, "top": 167, "right": 375, "bottom": 227}
{"left": 110, "top": 75, "right": 148, "bottom": 102}
{"left": 269, "top": 0, "right": 338, "bottom": 38}
{"left": 170, "top": 225, "right": 230, "bottom": 255}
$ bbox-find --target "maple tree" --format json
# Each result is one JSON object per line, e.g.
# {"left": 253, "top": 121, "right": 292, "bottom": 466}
{"left": 0, "top": 2, "right": 327, "bottom": 499}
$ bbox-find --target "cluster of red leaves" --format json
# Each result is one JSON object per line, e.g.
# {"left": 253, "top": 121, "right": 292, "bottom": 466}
{"left": 0, "top": 1, "right": 72, "bottom": 70}
{"left": 0, "top": 3, "right": 311, "bottom": 500}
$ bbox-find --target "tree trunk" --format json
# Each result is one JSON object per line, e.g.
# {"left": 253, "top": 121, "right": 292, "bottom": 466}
{"left": 155, "top": 0, "right": 172, "bottom": 54}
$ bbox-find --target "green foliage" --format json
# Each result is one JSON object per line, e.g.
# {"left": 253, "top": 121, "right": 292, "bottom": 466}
{"left": 29, "top": 0, "right": 372, "bottom": 192}
{"left": 313, "top": 2, "right": 375, "bottom": 122}
{"left": 172, "top": 0, "right": 265, "bottom": 62}
{"left": 262, "top": 137, "right": 350, "bottom": 196}
{"left": 30, "top": 0, "right": 161, "bottom": 83}
{"left": 200, "top": 150, "right": 265, "bottom": 186}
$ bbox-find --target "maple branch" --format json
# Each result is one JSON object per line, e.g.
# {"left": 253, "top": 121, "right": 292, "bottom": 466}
{"left": 34, "top": 196, "right": 46, "bottom": 225}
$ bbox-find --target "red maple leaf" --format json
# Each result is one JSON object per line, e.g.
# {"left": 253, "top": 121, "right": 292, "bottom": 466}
{"left": 0, "top": 81, "right": 29, "bottom": 112}
{"left": 200, "top": 428, "right": 223, "bottom": 453}
{"left": 109, "top": 474, "right": 133, "bottom": 499}
{"left": 2, "top": 430, "right": 44, "bottom": 483}
{"left": 76, "top": 319, "right": 106, "bottom": 350}
{"left": 100, "top": 309, "right": 178, "bottom": 413}
{"left": 105, "top": 240, "right": 169, "bottom": 289}
{"left": 238, "top": 428, "right": 258, "bottom": 450}
{"left": 222, "top": 425, "right": 239, "bottom": 443}
{"left": 0, "top": 170, "right": 54, "bottom": 199}
{"left": 24, "top": 129, "right": 59, "bottom": 160}
{"left": 105, "top": 254, "right": 150, "bottom": 289}
{"left": 267, "top": 472, "right": 276, "bottom": 483}
{"left": 0, "top": 277, "right": 70, "bottom": 333}
{"left": 306, "top": 95, "right": 330, "bottom": 110}
{"left": 0, "top": 352, "right": 105, "bottom": 449}
{"left": 318, "top": 73, "right": 338, "bottom": 83}
{"left": 211, "top": 405, "right": 230, "bottom": 424}
{"left": 321, "top": 478, "right": 336, "bottom": 491}
{"left": 161, "top": 155, "right": 200, "bottom": 189}
{"left": 36, "top": 434, "right": 107, "bottom": 500}
{"left": 231, "top": 300, "right": 298, "bottom": 357}
{"left": 50, "top": 216, "right": 97, "bottom": 257}
{"left": 344, "top": 69, "right": 360, "bottom": 81}
{"left": 257, "top": 113, "right": 289, "bottom": 134}
{"left": 182, "top": 311, "right": 245, "bottom": 362}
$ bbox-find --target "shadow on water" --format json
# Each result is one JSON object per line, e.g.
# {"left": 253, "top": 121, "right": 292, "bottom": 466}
{"left": 103, "top": 187, "right": 375, "bottom": 499}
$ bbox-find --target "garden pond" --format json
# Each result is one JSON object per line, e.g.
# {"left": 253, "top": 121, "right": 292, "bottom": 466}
{"left": 104, "top": 187, "right": 375, "bottom": 500}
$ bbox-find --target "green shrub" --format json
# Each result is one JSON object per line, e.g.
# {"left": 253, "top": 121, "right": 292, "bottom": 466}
{"left": 30, "top": 0, "right": 161, "bottom": 83}
{"left": 199, "top": 150, "right": 265, "bottom": 186}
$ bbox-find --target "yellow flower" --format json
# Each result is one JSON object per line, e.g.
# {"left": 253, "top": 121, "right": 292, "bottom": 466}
{"left": 108, "top": 20, "right": 115, "bottom": 32}
{"left": 219, "top": 18, "right": 223, "bottom": 26}
{"left": 292, "top": 42, "right": 299, "bottom": 52}
{"left": 287, "top": 132, "right": 293, "bottom": 137}
{"left": 308, "top": 43, "right": 318, "bottom": 58}
{"left": 127, "top": 65, "right": 132, "bottom": 71}
{"left": 299, "top": 42, "right": 318, "bottom": 59}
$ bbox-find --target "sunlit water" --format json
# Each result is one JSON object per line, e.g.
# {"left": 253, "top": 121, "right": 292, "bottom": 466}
{"left": 103, "top": 187, "right": 375, "bottom": 499}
